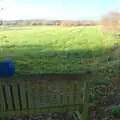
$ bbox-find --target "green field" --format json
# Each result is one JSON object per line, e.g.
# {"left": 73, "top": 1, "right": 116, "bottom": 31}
{"left": 0, "top": 26, "right": 120, "bottom": 75}
{"left": 0, "top": 25, "right": 120, "bottom": 119}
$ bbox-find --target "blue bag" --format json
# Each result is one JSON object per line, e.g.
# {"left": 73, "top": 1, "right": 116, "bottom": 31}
{"left": 0, "top": 60, "right": 15, "bottom": 77}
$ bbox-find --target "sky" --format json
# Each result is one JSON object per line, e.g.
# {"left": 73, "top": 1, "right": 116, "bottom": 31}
{"left": 0, "top": 0, "right": 120, "bottom": 20}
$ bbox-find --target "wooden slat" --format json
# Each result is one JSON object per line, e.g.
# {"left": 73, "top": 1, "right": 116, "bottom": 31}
{"left": 34, "top": 81, "right": 40, "bottom": 114}
{"left": 4, "top": 84, "right": 14, "bottom": 111}
{"left": 67, "top": 81, "right": 74, "bottom": 106}
{"left": 25, "top": 90, "right": 29, "bottom": 110}
{"left": 0, "top": 83, "right": 6, "bottom": 113}
{"left": 66, "top": 81, "right": 71, "bottom": 106}
{"left": 37, "top": 83, "right": 47, "bottom": 108}
{"left": 55, "top": 81, "right": 62, "bottom": 107}
{"left": 62, "top": 82, "right": 67, "bottom": 106}
{"left": 83, "top": 82, "right": 89, "bottom": 120}
{"left": 76, "top": 81, "right": 82, "bottom": 104}
{"left": 12, "top": 84, "right": 20, "bottom": 111}
{"left": 19, "top": 83, "right": 27, "bottom": 110}
{"left": 41, "top": 81, "right": 49, "bottom": 108}
{"left": 1, "top": 85, "right": 8, "bottom": 112}
{"left": 27, "top": 83, "right": 35, "bottom": 110}
{"left": 44, "top": 80, "right": 51, "bottom": 113}
{"left": 24, "top": 80, "right": 30, "bottom": 113}
{"left": 0, "top": 72, "right": 90, "bottom": 82}
{"left": 17, "top": 84, "right": 22, "bottom": 111}
{"left": 34, "top": 82, "right": 40, "bottom": 110}
{"left": 9, "top": 85, "right": 16, "bottom": 111}
{"left": 46, "top": 81, "right": 57, "bottom": 107}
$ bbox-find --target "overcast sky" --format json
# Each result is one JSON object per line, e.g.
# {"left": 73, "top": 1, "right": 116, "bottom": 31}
{"left": 0, "top": 0, "right": 120, "bottom": 20}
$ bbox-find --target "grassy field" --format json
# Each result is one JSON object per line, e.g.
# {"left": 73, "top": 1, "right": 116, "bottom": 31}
{"left": 0, "top": 25, "right": 120, "bottom": 119}
{"left": 0, "top": 26, "right": 120, "bottom": 75}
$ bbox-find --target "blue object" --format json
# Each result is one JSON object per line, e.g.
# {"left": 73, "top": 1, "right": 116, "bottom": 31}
{"left": 0, "top": 60, "right": 15, "bottom": 77}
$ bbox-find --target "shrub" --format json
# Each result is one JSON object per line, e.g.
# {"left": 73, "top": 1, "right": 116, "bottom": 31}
{"left": 100, "top": 12, "right": 120, "bottom": 32}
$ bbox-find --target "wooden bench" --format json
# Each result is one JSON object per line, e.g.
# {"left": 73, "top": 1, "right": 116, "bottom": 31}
{"left": 0, "top": 73, "right": 90, "bottom": 120}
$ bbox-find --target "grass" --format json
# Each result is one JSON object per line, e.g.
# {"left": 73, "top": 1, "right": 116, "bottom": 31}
{"left": 0, "top": 26, "right": 119, "bottom": 75}
{"left": 0, "top": 25, "right": 120, "bottom": 119}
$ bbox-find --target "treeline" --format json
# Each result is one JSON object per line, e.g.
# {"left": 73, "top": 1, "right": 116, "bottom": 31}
{"left": 1, "top": 19, "right": 98, "bottom": 26}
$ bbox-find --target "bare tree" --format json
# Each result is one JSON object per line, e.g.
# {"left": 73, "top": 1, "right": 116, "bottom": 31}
{"left": 0, "top": 8, "right": 4, "bottom": 25}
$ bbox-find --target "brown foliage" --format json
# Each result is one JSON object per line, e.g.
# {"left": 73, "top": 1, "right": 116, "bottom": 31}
{"left": 112, "top": 75, "right": 120, "bottom": 88}
{"left": 100, "top": 12, "right": 120, "bottom": 32}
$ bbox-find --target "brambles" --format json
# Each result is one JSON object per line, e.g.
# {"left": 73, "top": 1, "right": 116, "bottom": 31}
{"left": 109, "top": 106, "right": 120, "bottom": 118}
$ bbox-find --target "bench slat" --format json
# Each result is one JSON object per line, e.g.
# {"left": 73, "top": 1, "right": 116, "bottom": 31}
{"left": 0, "top": 84, "right": 6, "bottom": 112}
{"left": 12, "top": 84, "right": 20, "bottom": 111}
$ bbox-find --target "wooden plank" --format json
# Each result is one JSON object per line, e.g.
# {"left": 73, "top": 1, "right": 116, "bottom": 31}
{"left": 25, "top": 90, "right": 29, "bottom": 110}
{"left": 22, "top": 80, "right": 30, "bottom": 113}
{"left": 75, "top": 81, "right": 81, "bottom": 104}
{"left": 1, "top": 85, "right": 8, "bottom": 112}
{"left": 17, "top": 84, "right": 22, "bottom": 111}
{"left": 66, "top": 81, "right": 72, "bottom": 106}
{"left": 0, "top": 72, "right": 90, "bottom": 82}
{"left": 12, "top": 84, "right": 20, "bottom": 111}
{"left": 37, "top": 83, "right": 46, "bottom": 108}
{"left": 19, "top": 83, "right": 27, "bottom": 110}
{"left": 46, "top": 81, "right": 57, "bottom": 107}
{"left": 82, "top": 82, "right": 89, "bottom": 120}
{"left": 44, "top": 80, "right": 51, "bottom": 113}
{"left": 66, "top": 81, "right": 74, "bottom": 106}
{"left": 61, "top": 82, "right": 67, "bottom": 107}
{"left": 65, "top": 80, "right": 70, "bottom": 111}
{"left": 34, "top": 83, "right": 39, "bottom": 110}
{"left": 4, "top": 84, "right": 14, "bottom": 111}
{"left": 34, "top": 81, "right": 40, "bottom": 114}
{"left": 55, "top": 81, "right": 62, "bottom": 107}
{"left": 37, "top": 81, "right": 48, "bottom": 109}
{"left": 9, "top": 85, "right": 16, "bottom": 111}
{"left": 26, "top": 81, "right": 36, "bottom": 110}
{"left": 0, "top": 104, "right": 81, "bottom": 118}
{"left": 41, "top": 81, "right": 49, "bottom": 109}
{"left": 75, "top": 81, "right": 82, "bottom": 104}
{"left": 0, "top": 83, "right": 6, "bottom": 113}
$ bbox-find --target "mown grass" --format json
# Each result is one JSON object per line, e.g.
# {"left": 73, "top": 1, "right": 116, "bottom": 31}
{"left": 0, "top": 26, "right": 119, "bottom": 75}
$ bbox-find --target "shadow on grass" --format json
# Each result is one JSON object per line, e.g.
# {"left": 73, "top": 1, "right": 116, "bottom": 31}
{"left": 1, "top": 41, "right": 120, "bottom": 120}
{"left": 0, "top": 43, "right": 120, "bottom": 75}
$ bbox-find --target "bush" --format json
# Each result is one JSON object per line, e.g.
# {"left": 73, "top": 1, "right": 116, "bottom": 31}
{"left": 100, "top": 12, "right": 120, "bottom": 32}
{"left": 109, "top": 106, "right": 120, "bottom": 118}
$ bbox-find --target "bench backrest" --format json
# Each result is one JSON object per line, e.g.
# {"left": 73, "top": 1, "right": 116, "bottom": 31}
{"left": 0, "top": 73, "right": 89, "bottom": 119}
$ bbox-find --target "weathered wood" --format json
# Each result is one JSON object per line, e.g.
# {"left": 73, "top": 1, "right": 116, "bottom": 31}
{"left": 0, "top": 73, "right": 90, "bottom": 119}
{"left": 0, "top": 82, "right": 6, "bottom": 112}
{"left": 11, "top": 84, "right": 20, "bottom": 111}
{"left": 0, "top": 72, "right": 91, "bottom": 81}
